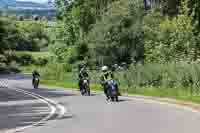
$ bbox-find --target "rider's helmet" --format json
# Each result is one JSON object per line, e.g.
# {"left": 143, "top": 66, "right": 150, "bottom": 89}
{"left": 79, "top": 63, "right": 85, "bottom": 71}
{"left": 33, "top": 70, "right": 37, "bottom": 74}
{"left": 102, "top": 66, "right": 108, "bottom": 73}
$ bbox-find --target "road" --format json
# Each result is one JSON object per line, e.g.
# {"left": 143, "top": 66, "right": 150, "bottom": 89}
{"left": 1, "top": 74, "right": 200, "bottom": 133}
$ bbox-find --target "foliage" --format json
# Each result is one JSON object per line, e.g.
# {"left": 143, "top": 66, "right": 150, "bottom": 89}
{"left": 144, "top": 1, "right": 200, "bottom": 63}
{"left": 0, "top": 15, "right": 49, "bottom": 53}
{"left": 16, "top": 21, "right": 50, "bottom": 51}
{"left": 16, "top": 53, "right": 34, "bottom": 66}
{"left": 87, "top": 0, "right": 144, "bottom": 66}
{"left": 0, "top": 17, "right": 20, "bottom": 53}
{"left": 15, "top": 51, "right": 50, "bottom": 66}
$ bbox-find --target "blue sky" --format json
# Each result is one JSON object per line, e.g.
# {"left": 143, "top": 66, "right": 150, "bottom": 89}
{"left": 16, "top": 0, "right": 54, "bottom": 3}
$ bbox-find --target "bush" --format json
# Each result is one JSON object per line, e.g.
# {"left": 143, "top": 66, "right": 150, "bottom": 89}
{"left": 116, "top": 62, "right": 200, "bottom": 96}
{"left": 34, "top": 57, "right": 48, "bottom": 66}
{"left": 40, "top": 63, "right": 73, "bottom": 81}
{"left": 0, "top": 63, "right": 8, "bottom": 74}
{"left": 0, "top": 62, "right": 20, "bottom": 74}
{"left": 3, "top": 51, "right": 18, "bottom": 64}
{"left": 0, "top": 54, "right": 7, "bottom": 63}
{"left": 8, "top": 61, "right": 20, "bottom": 73}
{"left": 16, "top": 53, "right": 35, "bottom": 66}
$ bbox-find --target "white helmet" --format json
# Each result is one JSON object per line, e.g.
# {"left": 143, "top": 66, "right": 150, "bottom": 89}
{"left": 102, "top": 66, "right": 108, "bottom": 72}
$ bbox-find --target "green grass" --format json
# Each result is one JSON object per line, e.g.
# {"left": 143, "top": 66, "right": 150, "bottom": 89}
{"left": 41, "top": 79, "right": 102, "bottom": 92}
{"left": 16, "top": 51, "right": 51, "bottom": 59}
{"left": 19, "top": 65, "right": 40, "bottom": 73}
{"left": 17, "top": 51, "right": 51, "bottom": 73}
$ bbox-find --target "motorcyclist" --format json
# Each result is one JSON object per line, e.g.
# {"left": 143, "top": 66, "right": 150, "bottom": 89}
{"left": 100, "top": 66, "right": 119, "bottom": 100}
{"left": 32, "top": 70, "right": 40, "bottom": 86}
{"left": 78, "top": 65, "right": 89, "bottom": 93}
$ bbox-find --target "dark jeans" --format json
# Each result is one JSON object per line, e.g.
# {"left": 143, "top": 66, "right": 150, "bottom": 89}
{"left": 104, "top": 86, "right": 109, "bottom": 98}
{"left": 79, "top": 80, "right": 83, "bottom": 91}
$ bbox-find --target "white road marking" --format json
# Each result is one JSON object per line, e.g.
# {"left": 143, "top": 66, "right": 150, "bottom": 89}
{"left": 2, "top": 78, "right": 200, "bottom": 132}
{"left": 13, "top": 87, "right": 67, "bottom": 118}
{"left": 6, "top": 87, "right": 56, "bottom": 133}
{"left": 0, "top": 81, "right": 67, "bottom": 133}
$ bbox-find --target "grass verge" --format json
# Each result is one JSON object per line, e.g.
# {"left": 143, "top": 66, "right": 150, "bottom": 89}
{"left": 41, "top": 79, "right": 200, "bottom": 104}
{"left": 40, "top": 79, "right": 102, "bottom": 92}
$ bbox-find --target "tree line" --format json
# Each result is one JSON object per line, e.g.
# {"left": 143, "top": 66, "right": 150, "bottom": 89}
{"left": 49, "top": 0, "right": 200, "bottom": 68}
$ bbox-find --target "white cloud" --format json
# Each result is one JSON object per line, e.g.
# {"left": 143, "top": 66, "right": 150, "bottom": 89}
{"left": 16, "top": 0, "right": 53, "bottom": 3}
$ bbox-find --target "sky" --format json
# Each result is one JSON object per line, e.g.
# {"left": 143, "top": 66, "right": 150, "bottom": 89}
{"left": 16, "top": 0, "right": 54, "bottom": 3}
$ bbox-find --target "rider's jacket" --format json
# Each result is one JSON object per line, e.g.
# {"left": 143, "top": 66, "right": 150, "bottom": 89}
{"left": 32, "top": 71, "right": 40, "bottom": 78}
{"left": 100, "top": 71, "right": 113, "bottom": 85}
{"left": 79, "top": 70, "right": 89, "bottom": 80}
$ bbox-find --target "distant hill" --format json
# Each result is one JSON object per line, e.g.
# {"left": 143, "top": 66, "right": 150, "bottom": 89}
{"left": 16, "top": 2, "right": 48, "bottom": 8}
{"left": 0, "top": 0, "right": 15, "bottom": 8}
{"left": 0, "top": 0, "right": 56, "bottom": 18}
{"left": 0, "top": 0, "right": 55, "bottom": 9}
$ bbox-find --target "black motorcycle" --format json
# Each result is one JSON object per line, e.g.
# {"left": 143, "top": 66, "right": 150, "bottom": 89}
{"left": 105, "top": 79, "right": 119, "bottom": 102}
{"left": 81, "top": 78, "right": 90, "bottom": 96}
{"left": 33, "top": 76, "right": 39, "bottom": 89}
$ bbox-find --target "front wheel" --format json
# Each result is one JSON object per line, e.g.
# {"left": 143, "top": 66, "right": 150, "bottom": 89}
{"left": 33, "top": 80, "right": 39, "bottom": 89}
{"left": 84, "top": 85, "right": 90, "bottom": 96}
{"left": 115, "top": 95, "right": 119, "bottom": 102}
{"left": 34, "top": 84, "right": 38, "bottom": 89}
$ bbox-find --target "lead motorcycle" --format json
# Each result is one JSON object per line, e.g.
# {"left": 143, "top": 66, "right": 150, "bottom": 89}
{"left": 81, "top": 78, "right": 90, "bottom": 96}
{"left": 105, "top": 79, "right": 119, "bottom": 102}
{"left": 33, "top": 76, "right": 40, "bottom": 89}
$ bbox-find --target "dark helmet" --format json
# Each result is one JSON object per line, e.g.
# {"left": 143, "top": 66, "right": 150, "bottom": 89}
{"left": 79, "top": 63, "right": 86, "bottom": 71}
{"left": 33, "top": 70, "right": 37, "bottom": 73}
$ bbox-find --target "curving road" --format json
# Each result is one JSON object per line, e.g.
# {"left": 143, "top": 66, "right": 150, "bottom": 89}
{"left": 1, "top": 74, "right": 200, "bottom": 133}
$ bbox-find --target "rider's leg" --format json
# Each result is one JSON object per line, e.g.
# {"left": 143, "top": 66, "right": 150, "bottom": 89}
{"left": 32, "top": 78, "right": 35, "bottom": 85}
{"left": 79, "top": 80, "right": 82, "bottom": 91}
{"left": 104, "top": 86, "right": 110, "bottom": 100}
{"left": 114, "top": 81, "right": 120, "bottom": 95}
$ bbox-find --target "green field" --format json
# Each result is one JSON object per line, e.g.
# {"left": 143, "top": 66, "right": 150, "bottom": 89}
{"left": 16, "top": 51, "right": 51, "bottom": 59}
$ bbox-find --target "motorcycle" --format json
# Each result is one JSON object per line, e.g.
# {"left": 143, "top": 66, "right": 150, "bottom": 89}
{"left": 105, "top": 79, "right": 119, "bottom": 102}
{"left": 81, "top": 78, "right": 90, "bottom": 96}
{"left": 33, "top": 76, "right": 39, "bottom": 89}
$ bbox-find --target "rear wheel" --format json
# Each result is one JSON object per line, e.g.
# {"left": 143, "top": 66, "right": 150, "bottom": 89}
{"left": 115, "top": 95, "right": 119, "bottom": 102}
{"left": 85, "top": 82, "right": 90, "bottom": 96}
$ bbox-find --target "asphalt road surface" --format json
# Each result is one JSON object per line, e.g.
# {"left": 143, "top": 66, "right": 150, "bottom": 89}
{"left": 1, "top": 74, "right": 200, "bottom": 133}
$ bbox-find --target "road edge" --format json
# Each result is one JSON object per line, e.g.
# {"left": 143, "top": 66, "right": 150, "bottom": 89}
{"left": 42, "top": 84, "right": 200, "bottom": 115}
